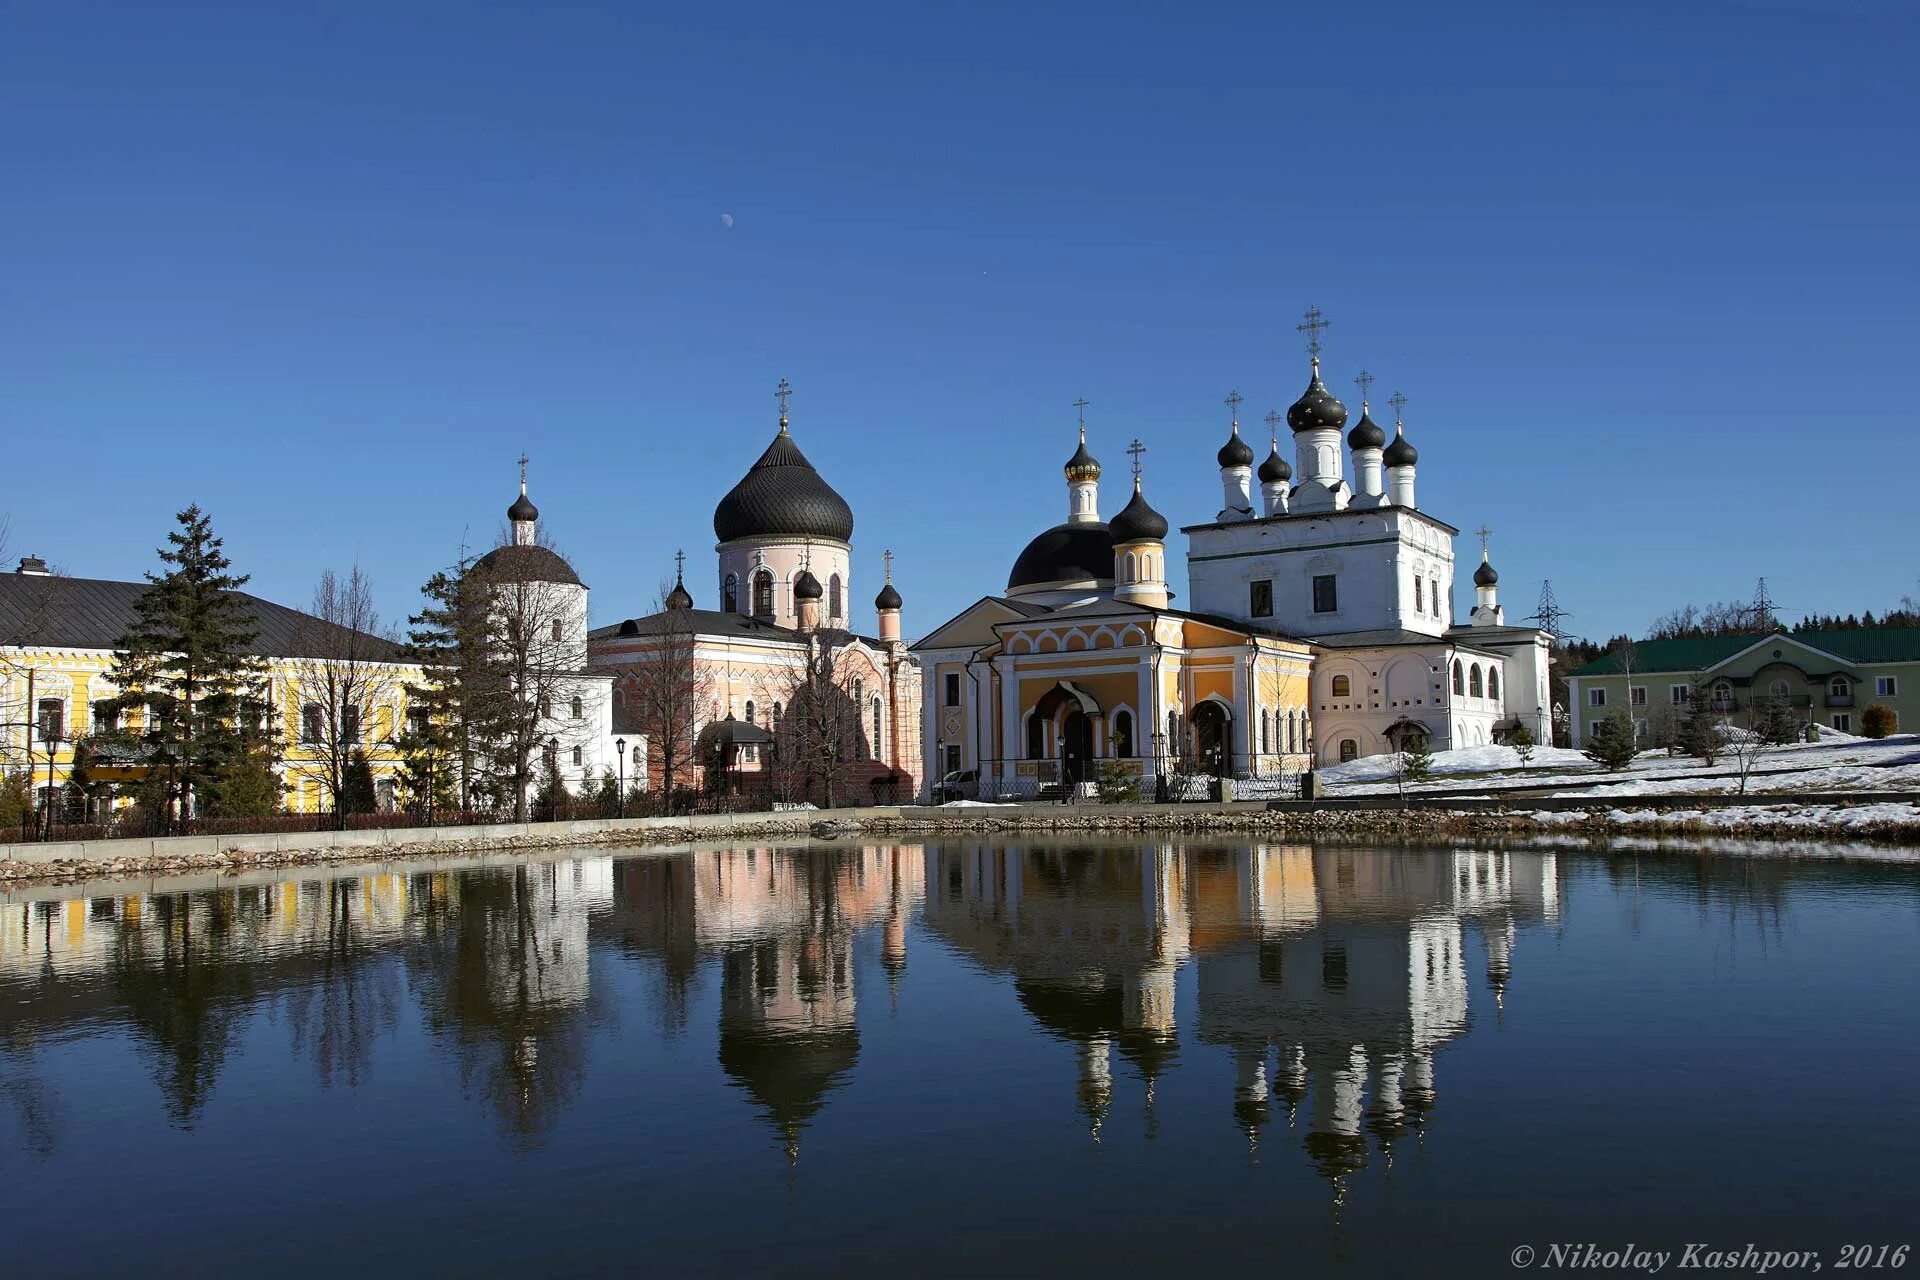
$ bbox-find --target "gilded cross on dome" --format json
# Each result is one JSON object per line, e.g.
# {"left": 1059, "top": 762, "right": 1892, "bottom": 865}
{"left": 1073, "top": 397, "right": 1090, "bottom": 439}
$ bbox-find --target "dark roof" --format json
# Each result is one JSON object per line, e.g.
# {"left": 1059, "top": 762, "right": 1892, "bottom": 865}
{"left": 1382, "top": 426, "right": 1418, "bottom": 468}
{"left": 1315, "top": 627, "right": 1502, "bottom": 657}
{"left": 1064, "top": 435, "right": 1101, "bottom": 480}
{"left": 874, "top": 581, "right": 903, "bottom": 610}
{"left": 793, "top": 569, "right": 823, "bottom": 601}
{"left": 1258, "top": 444, "right": 1292, "bottom": 483}
{"left": 1108, "top": 484, "right": 1169, "bottom": 543}
{"left": 701, "top": 717, "right": 774, "bottom": 747}
{"left": 664, "top": 577, "right": 695, "bottom": 610}
{"left": 591, "top": 608, "right": 797, "bottom": 642}
{"left": 1568, "top": 629, "right": 1920, "bottom": 677}
{"left": 1473, "top": 559, "right": 1499, "bottom": 587}
{"left": 473, "top": 543, "right": 582, "bottom": 587}
{"left": 1347, "top": 409, "right": 1386, "bottom": 450}
{"left": 0, "top": 573, "right": 407, "bottom": 661}
{"left": 1008, "top": 522, "right": 1115, "bottom": 591}
{"left": 507, "top": 492, "right": 539, "bottom": 523}
{"left": 1286, "top": 361, "right": 1348, "bottom": 433}
{"left": 713, "top": 429, "right": 855, "bottom": 544}
{"left": 1216, "top": 429, "right": 1255, "bottom": 468}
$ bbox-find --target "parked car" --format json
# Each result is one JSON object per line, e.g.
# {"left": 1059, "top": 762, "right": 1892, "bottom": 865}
{"left": 935, "top": 769, "right": 979, "bottom": 802}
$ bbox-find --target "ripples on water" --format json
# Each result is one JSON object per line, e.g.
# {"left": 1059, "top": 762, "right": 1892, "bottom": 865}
{"left": 2, "top": 840, "right": 1917, "bottom": 1277}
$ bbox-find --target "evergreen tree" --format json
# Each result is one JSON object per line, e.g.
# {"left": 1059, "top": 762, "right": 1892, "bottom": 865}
{"left": 110, "top": 506, "right": 272, "bottom": 832}
{"left": 1678, "top": 683, "right": 1721, "bottom": 764}
{"left": 404, "top": 561, "right": 511, "bottom": 813}
{"left": 396, "top": 713, "right": 459, "bottom": 822}
{"left": 342, "top": 749, "right": 378, "bottom": 814}
{"left": 1400, "top": 732, "right": 1434, "bottom": 782}
{"left": 1583, "top": 713, "right": 1639, "bottom": 770}
{"left": 201, "top": 750, "right": 284, "bottom": 819}
{"left": 1508, "top": 723, "right": 1536, "bottom": 766}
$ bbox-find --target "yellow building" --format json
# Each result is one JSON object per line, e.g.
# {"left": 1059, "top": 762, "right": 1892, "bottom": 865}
{"left": 914, "top": 431, "right": 1315, "bottom": 799}
{"left": 2, "top": 557, "right": 423, "bottom": 819}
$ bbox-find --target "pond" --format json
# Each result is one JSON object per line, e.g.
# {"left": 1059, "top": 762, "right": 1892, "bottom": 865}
{"left": 3, "top": 840, "right": 1917, "bottom": 1277}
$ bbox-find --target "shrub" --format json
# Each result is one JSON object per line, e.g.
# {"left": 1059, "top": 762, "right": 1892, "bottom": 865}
{"left": 1508, "top": 723, "right": 1536, "bottom": 767}
{"left": 1861, "top": 704, "right": 1896, "bottom": 739}
{"left": 1096, "top": 760, "right": 1141, "bottom": 804}
{"left": 1399, "top": 734, "right": 1433, "bottom": 782}
{"left": 1583, "top": 714, "right": 1639, "bottom": 771}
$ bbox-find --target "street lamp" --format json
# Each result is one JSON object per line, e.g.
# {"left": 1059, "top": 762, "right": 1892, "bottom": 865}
{"left": 614, "top": 737, "right": 627, "bottom": 819}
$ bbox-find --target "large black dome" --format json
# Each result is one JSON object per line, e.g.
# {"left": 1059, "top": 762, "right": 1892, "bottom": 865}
{"left": 473, "top": 543, "right": 581, "bottom": 587}
{"left": 1286, "top": 362, "right": 1349, "bottom": 433}
{"left": 1108, "top": 485, "right": 1168, "bottom": 543}
{"left": 1008, "top": 522, "right": 1115, "bottom": 592}
{"left": 713, "top": 430, "right": 855, "bottom": 544}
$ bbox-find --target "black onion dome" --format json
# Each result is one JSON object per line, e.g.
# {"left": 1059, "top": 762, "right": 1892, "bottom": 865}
{"left": 1258, "top": 443, "right": 1292, "bottom": 483}
{"left": 1217, "top": 429, "right": 1255, "bottom": 468}
{"left": 1286, "top": 362, "right": 1349, "bottom": 433}
{"left": 713, "top": 431, "right": 855, "bottom": 544}
{"left": 1383, "top": 428, "right": 1419, "bottom": 468}
{"left": 874, "top": 581, "right": 903, "bottom": 610}
{"left": 507, "top": 492, "right": 539, "bottom": 523}
{"left": 1109, "top": 484, "right": 1168, "bottom": 543}
{"left": 1008, "top": 522, "right": 1115, "bottom": 591}
{"left": 1347, "top": 408, "right": 1386, "bottom": 450}
{"left": 794, "top": 569, "right": 823, "bottom": 600}
{"left": 1473, "top": 559, "right": 1499, "bottom": 588}
{"left": 473, "top": 543, "right": 581, "bottom": 587}
{"left": 1064, "top": 434, "right": 1102, "bottom": 481}
{"left": 665, "top": 577, "right": 695, "bottom": 610}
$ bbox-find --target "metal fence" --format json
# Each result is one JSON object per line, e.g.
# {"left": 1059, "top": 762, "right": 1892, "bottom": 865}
{"left": 926, "top": 756, "right": 1305, "bottom": 805}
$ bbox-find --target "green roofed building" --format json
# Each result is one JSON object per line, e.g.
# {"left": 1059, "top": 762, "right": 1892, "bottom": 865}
{"left": 1565, "top": 629, "right": 1920, "bottom": 747}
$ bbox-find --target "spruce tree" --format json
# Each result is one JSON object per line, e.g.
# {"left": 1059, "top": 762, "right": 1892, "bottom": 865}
{"left": 1583, "top": 713, "right": 1639, "bottom": 770}
{"left": 1679, "top": 683, "right": 1721, "bottom": 764}
{"left": 342, "top": 749, "right": 378, "bottom": 814}
{"left": 111, "top": 506, "right": 272, "bottom": 832}
{"left": 403, "top": 561, "right": 510, "bottom": 814}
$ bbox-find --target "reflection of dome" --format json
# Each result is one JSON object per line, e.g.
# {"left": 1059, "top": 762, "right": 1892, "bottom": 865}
{"left": 1305, "top": 1130, "right": 1369, "bottom": 1181}
{"left": 1007, "top": 523, "right": 1114, "bottom": 591}
{"left": 713, "top": 430, "right": 855, "bottom": 544}
{"left": 473, "top": 543, "right": 582, "bottom": 587}
{"left": 718, "top": 1026, "right": 861, "bottom": 1145}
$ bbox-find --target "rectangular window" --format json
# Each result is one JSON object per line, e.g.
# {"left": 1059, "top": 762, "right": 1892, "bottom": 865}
{"left": 1312, "top": 574, "right": 1338, "bottom": 614}
{"left": 1250, "top": 579, "right": 1273, "bottom": 618}
{"left": 571, "top": 746, "right": 583, "bottom": 766}
{"left": 1832, "top": 714, "right": 1851, "bottom": 733}
{"left": 1414, "top": 577, "right": 1424, "bottom": 612}
{"left": 1670, "top": 685, "right": 1691, "bottom": 705}
{"left": 944, "top": 673, "right": 961, "bottom": 707}
{"left": 943, "top": 745, "right": 961, "bottom": 775}
{"left": 1588, "top": 688, "right": 1607, "bottom": 707}
{"left": 35, "top": 699, "right": 63, "bottom": 743}
{"left": 1432, "top": 578, "right": 1443, "bottom": 617}
{"left": 1877, "top": 676, "right": 1898, "bottom": 697}
{"left": 1630, "top": 686, "right": 1647, "bottom": 707}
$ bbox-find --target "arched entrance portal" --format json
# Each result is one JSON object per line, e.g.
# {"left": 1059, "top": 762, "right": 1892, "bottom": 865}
{"left": 1192, "top": 701, "right": 1233, "bottom": 777}
{"left": 1060, "top": 710, "right": 1093, "bottom": 784}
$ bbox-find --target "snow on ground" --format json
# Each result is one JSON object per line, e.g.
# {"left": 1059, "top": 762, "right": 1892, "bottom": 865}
{"left": 937, "top": 799, "right": 1019, "bottom": 808}
{"left": 1323, "top": 734, "right": 1920, "bottom": 798}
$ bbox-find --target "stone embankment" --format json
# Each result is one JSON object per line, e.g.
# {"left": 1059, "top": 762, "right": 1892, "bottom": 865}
{"left": 4, "top": 800, "right": 1917, "bottom": 886}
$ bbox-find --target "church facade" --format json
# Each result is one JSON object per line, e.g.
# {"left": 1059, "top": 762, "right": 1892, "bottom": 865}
{"left": 915, "top": 324, "right": 1551, "bottom": 796}
{"left": 588, "top": 385, "right": 922, "bottom": 802}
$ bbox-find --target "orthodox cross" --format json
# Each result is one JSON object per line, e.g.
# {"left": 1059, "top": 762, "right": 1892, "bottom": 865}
{"left": 1476, "top": 526, "right": 1491, "bottom": 557}
{"left": 1073, "top": 397, "right": 1090, "bottom": 438}
{"left": 775, "top": 377, "right": 793, "bottom": 426}
{"left": 1225, "top": 390, "right": 1243, "bottom": 427}
{"left": 674, "top": 548, "right": 686, "bottom": 582}
{"left": 1296, "top": 306, "right": 1329, "bottom": 360}
{"left": 518, "top": 453, "right": 529, "bottom": 488}
{"left": 883, "top": 548, "right": 894, "bottom": 583}
{"left": 1354, "top": 369, "right": 1375, "bottom": 407}
{"left": 1126, "top": 438, "right": 1147, "bottom": 481}
{"left": 1264, "top": 409, "right": 1283, "bottom": 447}
{"left": 1388, "top": 390, "right": 1408, "bottom": 424}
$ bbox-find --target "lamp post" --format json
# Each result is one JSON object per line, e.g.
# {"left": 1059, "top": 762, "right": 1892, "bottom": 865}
{"left": 615, "top": 737, "right": 627, "bottom": 819}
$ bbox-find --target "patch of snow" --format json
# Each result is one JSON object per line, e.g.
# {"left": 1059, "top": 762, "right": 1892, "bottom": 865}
{"left": 938, "top": 799, "right": 1019, "bottom": 808}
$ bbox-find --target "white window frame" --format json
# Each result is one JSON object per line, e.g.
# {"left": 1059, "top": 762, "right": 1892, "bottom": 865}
{"left": 1588, "top": 687, "right": 1606, "bottom": 708}
{"left": 1670, "top": 684, "right": 1691, "bottom": 705}
{"left": 1876, "top": 676, "right": 1898, "bottom": 697}
{"left": 1832, "top": 714, "right": 1851, "bottom": 733}
{"left": 1629, "top": 685, "right": 1647, "bottom": 707}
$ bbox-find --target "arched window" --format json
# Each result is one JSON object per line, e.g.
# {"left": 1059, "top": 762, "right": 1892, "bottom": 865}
{"left": 1414, "top": 577, "right": 1424, "bottom": 612}
{"left": 1769, "top": 678, "right": 1791, "bottom": 699}
{"left": 1331, "top": 674, "right": 1351, "bottom": 698}
{"left": 1830, "top": 676, "right": 1850, "bottom": 699}
{"left": 342, "top": 704, "right": 361, "bottom": 743}
{"left": 724, "top": 573, "right": 739, "bottom": 613}
{"left": 1287, "top": 710, "right": 1298, "bottom": 754}
{"left": 301, "top": 703, "right": 324, "bottom": 744}
{"left": 853, "top": 677, "right": 864, "bottom": 706}
{"left": 551, "top": 619, "right": 564, "bottom": 643}
{"left": 1711, "top": 679, "right": 1734, "bottom": 710}
{"left": 1469, "top": 665, "right": 1484, "bottom": 698}
{"left": 753, "top": 570, "right": 774, "bottom": 616}
{"left": 1489, "top": 668, "right": 1501, "bottom": 701}
{"left": 1453, "top": 661, "right": 1465, "bottom": 696}
{"left": 1167, "top": 710, "right": 1180, "bottom": 757}
{"left": 1124, "top": 551, "right": 1137, "bottom": 582}
{"left": 1261, "top": 709, "right": 1270, "bottom": 755}
{"left": 829, "top": 574, "right": 843, "bottom": 620}
{"left": 1027, "top": 715, "right": 1046, "bottom": 760}
{"left": 1340, "top": 738, "right": 1359, "bottom": 763}
{"left": 1114, "top": 709, "right": 1134, "bottom": 757}
{"left": 745, "top": 700, "right": 756, "bottom": 725}
{"left": 872, "top": 698, "right": 884, "bottom": 759}
{"left": 570, "top": 696, "right": 583, "bottom": 719}
{"left": 1432, "top": 578, "right": 1442, "bottom": 617}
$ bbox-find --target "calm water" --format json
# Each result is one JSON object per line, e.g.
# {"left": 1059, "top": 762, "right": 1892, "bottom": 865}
{"left": 3, "top": 840, "right": 1917, "bottom": 1277}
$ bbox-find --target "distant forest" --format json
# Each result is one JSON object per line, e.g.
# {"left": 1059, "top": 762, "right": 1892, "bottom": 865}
{"left": 1564, "top": 583, "right": 1920, "bottom": 661}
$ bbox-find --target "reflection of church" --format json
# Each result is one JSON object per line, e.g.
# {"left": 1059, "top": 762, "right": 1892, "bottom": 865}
{"left": 600, "top": 845, "right": 923, "bottom": 1161}
{"left": 920, "top": 841, "right": 1559, "bottom": 1190}
{"left": 915, "top": 311, "right": 1554, "bottom": 791}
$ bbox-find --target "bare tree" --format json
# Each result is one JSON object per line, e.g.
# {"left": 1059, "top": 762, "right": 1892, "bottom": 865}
{"left": 473, "top": 541, "right": 596, "bottom": 822}
{"left": 761, "top": 640, "right": 865, "bottom": 809}
{"left": 623, "top": 579, "right": 715, "bottom": 812}
{"left": 287, "top": 566, "right": 402, "bottom": 827}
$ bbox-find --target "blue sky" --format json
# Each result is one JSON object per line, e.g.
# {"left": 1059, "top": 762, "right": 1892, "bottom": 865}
{"left": 3, "top": 0, "right": 1915, "bottom": 642}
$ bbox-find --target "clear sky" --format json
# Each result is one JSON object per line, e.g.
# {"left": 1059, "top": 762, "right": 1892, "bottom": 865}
{"left": 3, "top": 0, "right": 1915, "bottom": 643}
